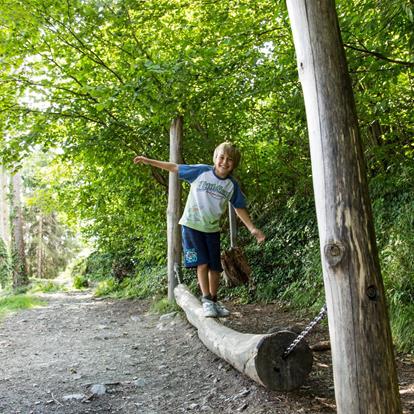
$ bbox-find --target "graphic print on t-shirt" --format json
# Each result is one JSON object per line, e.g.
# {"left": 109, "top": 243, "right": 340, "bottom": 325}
{"left": 196, "top": 180, "right": 232, "bottom": 200}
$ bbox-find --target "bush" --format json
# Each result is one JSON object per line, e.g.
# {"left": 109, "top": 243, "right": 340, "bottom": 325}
{"left": 73, "top": 275, "right": 89, "bottom": 289}
{"left": 94, "top": 265, "right": 167, "bottom": 299}
{"left": 30, "top": 279, "right": 63, "bottom": 293}
{"left": 371, "top": 163, "right": 414, "bottom": 352}
{"left": 0, "top": 294, "right": 45, "bottom": 318}
{"left": 71, "top": 250, "right": 138, "bottom": 284}
{"left": 235, "top": 194, "right": 322, "bottom": 309}
{"left": 149, "top": 297, "right": 180, "bottom": 314}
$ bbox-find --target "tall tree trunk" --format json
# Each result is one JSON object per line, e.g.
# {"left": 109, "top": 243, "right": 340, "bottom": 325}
{"left": 0, "top": 166, "right": 11, "bottom": 288}
{"left": 36, "top": 214, "right": 43, "bottom": 278}
{"left": 286, "top": 1, "right": 401, "bottom": 413}
{"left": 0, "top": 166, "right": 10, "bottom": 249}
{"left": 167, "top": 116, "right": 183, "bottom": 301}
{"left": 10, "top": 172, "right": 29, "bottom": 289}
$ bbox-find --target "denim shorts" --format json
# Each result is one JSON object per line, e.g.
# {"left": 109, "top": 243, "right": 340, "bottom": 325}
{"left": 181, "top": 226, "right": 223, "bottom": 272}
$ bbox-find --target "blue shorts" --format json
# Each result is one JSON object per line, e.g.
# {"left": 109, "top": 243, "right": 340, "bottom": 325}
{"left": 181, "top": 226, "right": 223, "bottom": 272}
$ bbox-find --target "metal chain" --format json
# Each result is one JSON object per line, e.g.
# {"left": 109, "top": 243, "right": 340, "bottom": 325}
{"left": 173, "top": 263, "right": 182, "bottom": 284}
{"left": 282, "top": 303, "right": 327, "bottom": 359}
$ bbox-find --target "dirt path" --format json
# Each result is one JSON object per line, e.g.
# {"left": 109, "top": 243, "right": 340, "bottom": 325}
{"left": 0, "top": 291, "right": 412, "bottom": 414}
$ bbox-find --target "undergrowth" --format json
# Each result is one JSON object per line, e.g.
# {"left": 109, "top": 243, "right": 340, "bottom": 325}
{"left": 0, "top": 294, "right": 45, "bottom": 318}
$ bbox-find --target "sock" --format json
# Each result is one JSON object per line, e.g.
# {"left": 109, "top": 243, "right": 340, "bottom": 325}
{"left": 202, "top": 294, "right": 213, "bottom": 302}
{"left": 211, "top": 295, "right": 217, "bottom": 302}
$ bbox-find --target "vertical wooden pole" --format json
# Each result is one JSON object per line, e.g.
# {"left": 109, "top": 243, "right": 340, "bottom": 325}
{"left": 167, "top": 116, "right": 183, "bottom": 301}
{"left": 286, "top": 1, "right": 401, "bottom": 413}
{"left": 228, "top": 203, "right": 237, "bottom": 248}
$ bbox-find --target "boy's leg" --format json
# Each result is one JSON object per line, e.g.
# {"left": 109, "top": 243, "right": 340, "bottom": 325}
{"left": 208, "top": 269, "right": 230, "bottom": 317}
{"left": 197, "top": 264, "right": 210, "bottom": 297}
{"left": 197, "top": 264, "right": 218, "bottom": 317}
{"left": 208, "top": 270, "right": 220, "bottom": 299}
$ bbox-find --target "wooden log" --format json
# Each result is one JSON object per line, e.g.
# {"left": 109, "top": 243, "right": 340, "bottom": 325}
{"left": 174, "top": 284, "right": 313, "bottom": 391}
{"left": 286, "top": 1, "right": 401, "bottom": 413}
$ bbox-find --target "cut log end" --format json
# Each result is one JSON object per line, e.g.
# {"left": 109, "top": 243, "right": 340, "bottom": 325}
{"left": 255, "top": 330, "right": 313, "bottom": 391}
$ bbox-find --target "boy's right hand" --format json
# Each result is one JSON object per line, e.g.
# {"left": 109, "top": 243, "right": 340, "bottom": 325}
{"left": 133, "top": 155, "right": 149, "bottom": 164}
{"left": 251, "top": 228, "right": 266, "bottom": 244}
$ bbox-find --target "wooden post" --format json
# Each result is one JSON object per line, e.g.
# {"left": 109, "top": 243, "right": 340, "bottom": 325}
{"left": 286, "top": 1, "right": 401, "bottom": 413}
{"left": 167, "top": 116, "right": 183, "bottom": 301}
{"left": 228, "top": 203, "right": 237, "bottom": 248}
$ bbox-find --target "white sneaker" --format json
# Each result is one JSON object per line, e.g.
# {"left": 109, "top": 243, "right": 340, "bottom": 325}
{"left": 202, "top": 300, "right": 218, "bottom": 318}
{"left": 214, "top": 302, "right": 230, "bottom": 317}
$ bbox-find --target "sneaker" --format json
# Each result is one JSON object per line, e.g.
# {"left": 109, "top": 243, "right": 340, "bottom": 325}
{"left": 214, "top": 302, "right": 230, "bottom": 317}
{"left": 202, "top": 299, "right": 218, "bottom": 318}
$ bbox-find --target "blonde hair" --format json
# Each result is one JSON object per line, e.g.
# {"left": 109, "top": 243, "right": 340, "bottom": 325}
{"left": 213, "top": 142, "right": 241, "bottom": 169}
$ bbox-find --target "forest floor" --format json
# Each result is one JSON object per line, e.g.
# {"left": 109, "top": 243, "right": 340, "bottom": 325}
{"left": 0, "top": 289, "right": 413, "bottom": 414}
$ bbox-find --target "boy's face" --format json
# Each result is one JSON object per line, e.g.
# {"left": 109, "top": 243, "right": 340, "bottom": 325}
{"left": 214, "top": 151, "right": 234, "bottom": 178}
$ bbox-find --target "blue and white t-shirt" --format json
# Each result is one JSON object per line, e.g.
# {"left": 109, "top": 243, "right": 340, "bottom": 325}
{"left": 178, "top": 164, "right": 246, "bottom": 233}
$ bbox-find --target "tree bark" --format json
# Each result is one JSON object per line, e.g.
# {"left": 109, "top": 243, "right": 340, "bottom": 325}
{"left": 174, "top": 284, "right": 313, "bottom": 391}
{"left": 286, "top": 1, "right": 401, "bottom": 413}
{"left": 0, "top": 166, "right": 10, "bottom": 249}
{"left": 167, "top": 116, "right": 183, "bottom": 301}
{"left": 36, "top": 214, "right": 44, "bottom": 278}
{"left": 10, "top": 172, "right": 29, "bottom": 288}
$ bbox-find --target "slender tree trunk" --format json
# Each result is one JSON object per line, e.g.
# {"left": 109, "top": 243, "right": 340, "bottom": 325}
{"left": 0, "top": 167, "right": 11, "bottom": 288}
{"left": 0, "top": 166, "right": 10, "bottom": 249}
{"left": 286, "top": 1, "right": 401, "bottom": 413}
{"left": 36, "top": 214, "right": 43, "bottom": 278}
{"left": 167, "top": 116, "right": 183, "bottom": 301}
{"left": 10, "top": 172, "right": 28, "bottom": 288}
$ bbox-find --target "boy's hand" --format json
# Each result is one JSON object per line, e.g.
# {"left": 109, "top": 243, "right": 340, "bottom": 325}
{"left": 133, "top": 155, "right": 149, "bottom": 165}
{"left": 251, "top": 228, "right": 265, "bottom": 244}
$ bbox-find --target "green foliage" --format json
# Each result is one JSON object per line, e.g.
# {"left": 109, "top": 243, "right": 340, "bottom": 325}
{"left": 73, "top": 275, "right": 89, "bottom": 290}
{"left": 219, "top": 284, "right": 251, "bottom": 305}
{"left": 0, "top": 294, "right": 45, "bottom": 318}
{"left": 389, "top": 302, "right": 414, "bottom": 353}
{"left": 149, "top": 297, "right": 180, "bottom": 315}
{"left": 240, "top": 194, "right": 323, "bottom": 309}
{"left": 29, "top": 279, "right": 63, "bottom": 293}
{"left": 71, "top": 250, "right": 139, "bottom": 285}
{"left": 370, "top": 162, "right": 414, "bottom": 352}
{"left": 0, "top": 238, "right": 11, "bottom": 289}
{"left": 94, "top": 278, "right": 119, "bottom": 297}
{"left": 94, "top": 265, "right": 167, "bottom": 299}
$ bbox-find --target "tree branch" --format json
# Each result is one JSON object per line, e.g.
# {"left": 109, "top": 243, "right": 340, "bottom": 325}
{"left": 344, "top": 43, "right": 414, "bottom": 67}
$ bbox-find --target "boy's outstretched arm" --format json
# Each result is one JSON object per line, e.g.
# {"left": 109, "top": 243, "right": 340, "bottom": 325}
{"left": 133, "top": 155, "right": 178, "bottom": 173}
{"left": 234, "top": 208, "right": 265, "bottom": 243}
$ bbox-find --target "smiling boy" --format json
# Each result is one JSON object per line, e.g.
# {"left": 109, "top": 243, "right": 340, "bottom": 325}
{"left": 134, "top": 142, "right": 265, "bottom": 317}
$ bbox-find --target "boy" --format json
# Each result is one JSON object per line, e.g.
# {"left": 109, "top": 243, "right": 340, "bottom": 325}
{"left": 133, "top": 142, "right": 265, "bottom": 317}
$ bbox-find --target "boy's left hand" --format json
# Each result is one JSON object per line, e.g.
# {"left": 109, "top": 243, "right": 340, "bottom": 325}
{"left": 251, "top": 228, "right": 265, "bottom": 244}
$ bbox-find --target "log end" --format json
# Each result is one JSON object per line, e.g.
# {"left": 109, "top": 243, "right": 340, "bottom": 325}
{"left": 255, "top": 330, "right": 313, "bottom": 391}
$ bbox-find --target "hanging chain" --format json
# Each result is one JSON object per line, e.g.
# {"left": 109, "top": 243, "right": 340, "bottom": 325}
{"left": 282, "top": 303, "right": 327, "bottom": 359}
{"left": 174, "top": 262, "right": 182, "bottom": 284}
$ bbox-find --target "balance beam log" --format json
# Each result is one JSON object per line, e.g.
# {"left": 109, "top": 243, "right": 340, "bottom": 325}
{"left": 174, "top": 284, "right": 313, "bottom": 391}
